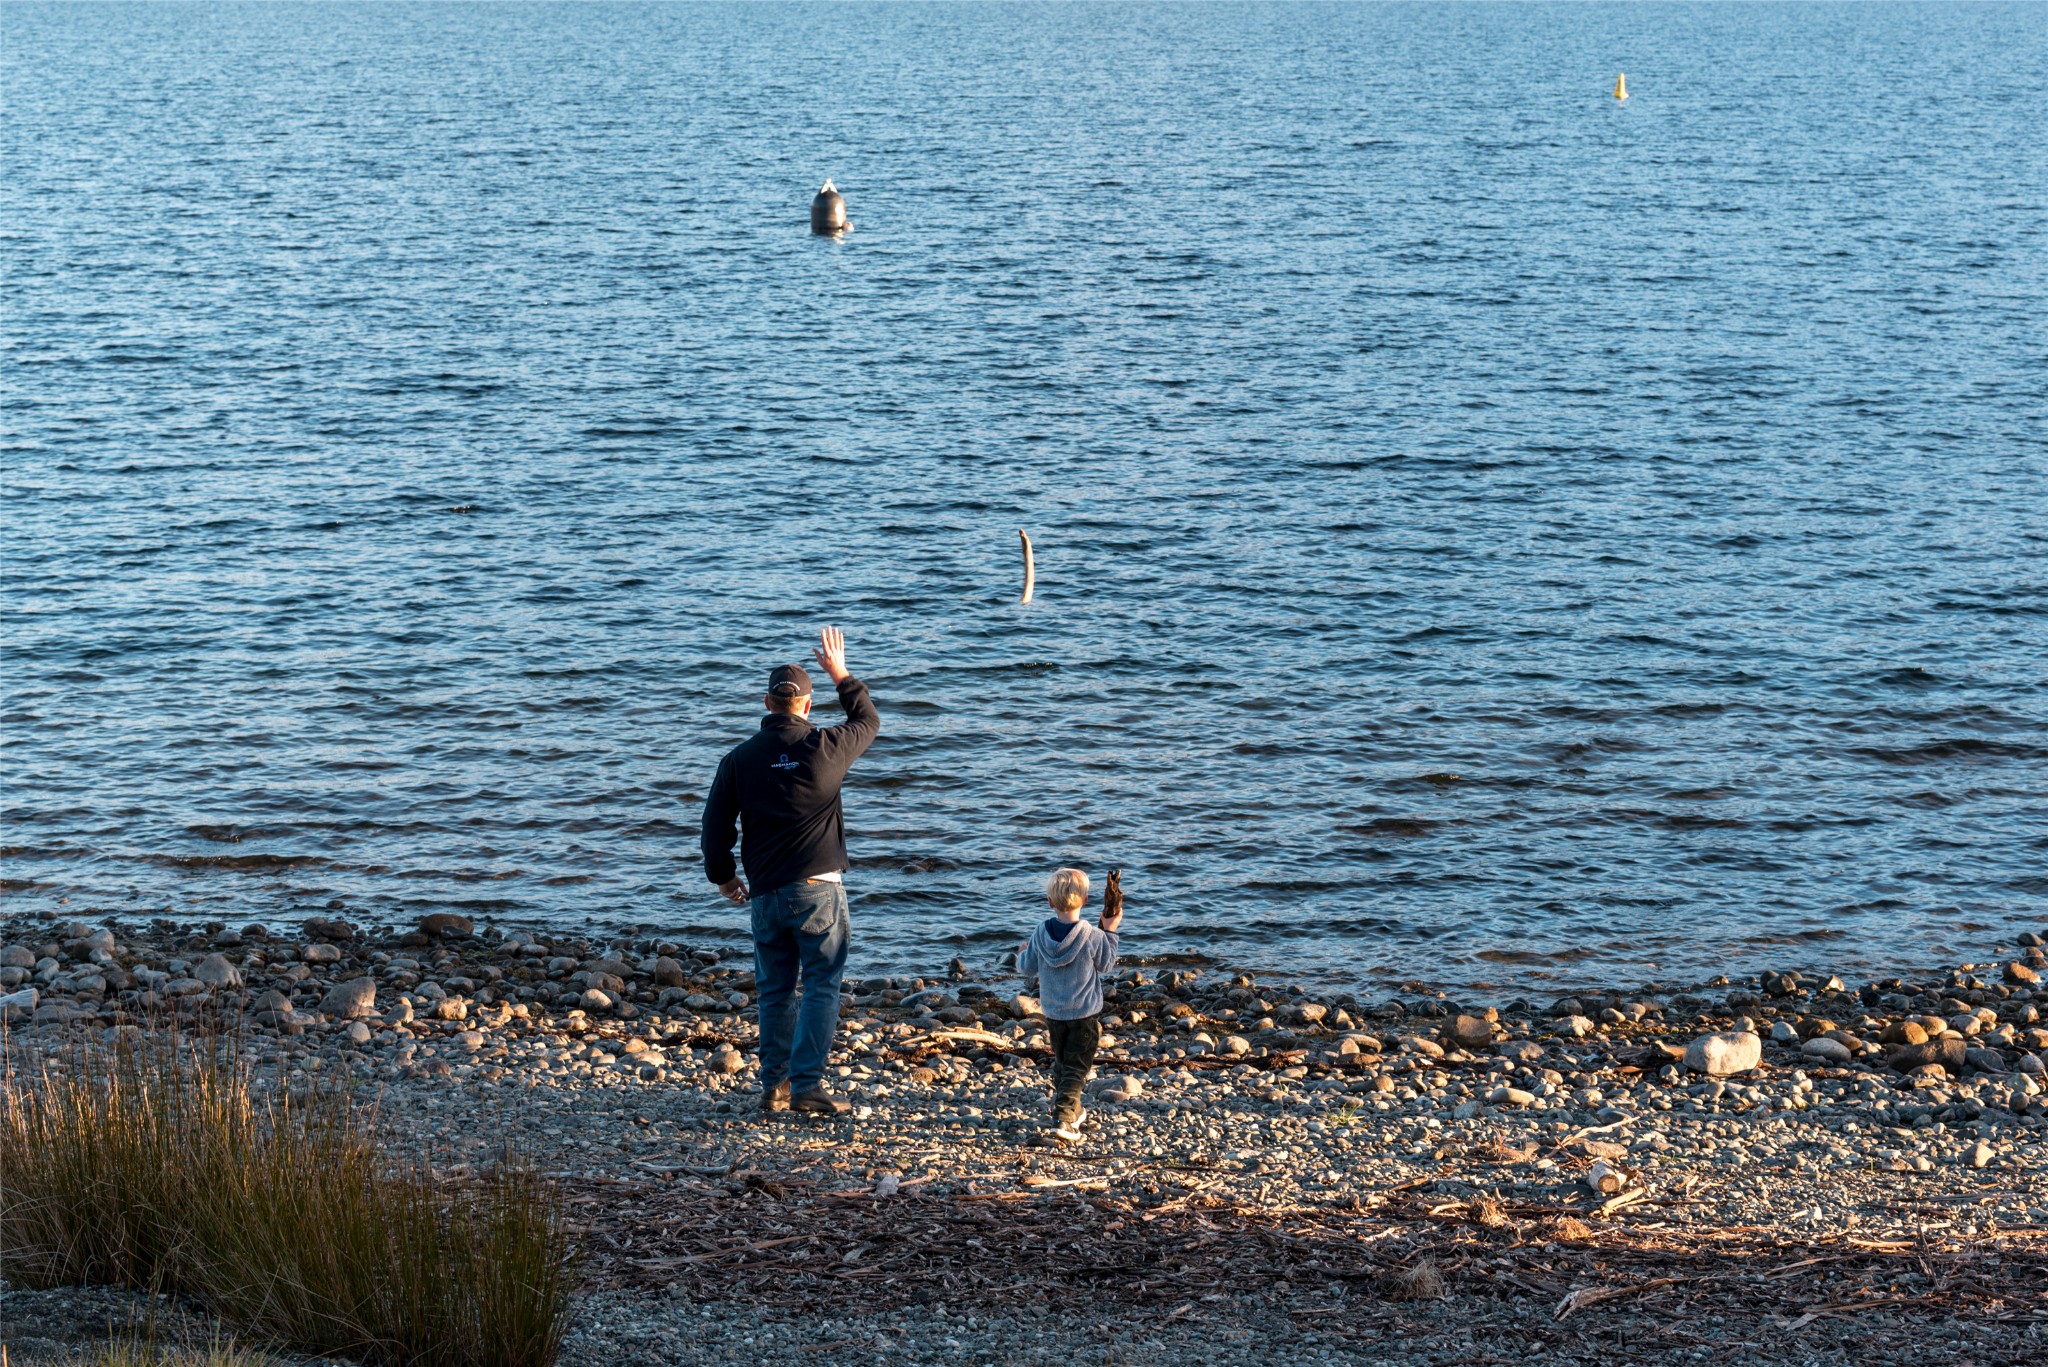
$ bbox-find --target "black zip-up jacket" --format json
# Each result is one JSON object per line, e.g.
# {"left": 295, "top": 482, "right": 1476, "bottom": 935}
{"left": 701, "top": 676, "right": 879, "bottom": 896}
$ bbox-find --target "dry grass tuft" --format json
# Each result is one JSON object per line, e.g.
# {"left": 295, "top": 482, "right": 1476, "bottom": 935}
{"left": 1466, "top": 1192, "right": 1510, "bottom": 1228}
{"left": 1, "top": 1027, "right": 578, "bottom": 1367}
{"left": 75, "top": 1333, "right": 280, "bottom": 1367}
{"left": 1545, "top": 1214, "right": 1595, "bottom": 1241}
{"left": 1380, "top": 1258, "right": 1445, "bottom": 1301}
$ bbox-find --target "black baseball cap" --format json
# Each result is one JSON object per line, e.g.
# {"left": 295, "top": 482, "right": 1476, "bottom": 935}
{"left": 767, "top": 663, "right": 813, "bottom": 699}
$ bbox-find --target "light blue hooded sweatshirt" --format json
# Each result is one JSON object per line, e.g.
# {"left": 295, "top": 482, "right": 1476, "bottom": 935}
{"left": 1016, "top": 919, "right": 1119, "bottom": 1021}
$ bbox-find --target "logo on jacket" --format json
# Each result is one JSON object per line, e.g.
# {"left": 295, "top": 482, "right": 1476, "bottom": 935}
{"left": 771, "top": 753, "right": 800, "bottom": 772}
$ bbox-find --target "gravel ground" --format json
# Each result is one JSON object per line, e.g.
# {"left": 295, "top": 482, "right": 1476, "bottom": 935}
{"left": 5, "top": 909, "right": 2045, "bottom": 1364}
{"left": 6, "top": 1279, "right": 2038, "bottom": 1367}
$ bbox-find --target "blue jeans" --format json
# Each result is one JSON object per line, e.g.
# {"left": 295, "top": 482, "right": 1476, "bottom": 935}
{"left": 750, "top": 879, "right": 850, "bottom": 1093}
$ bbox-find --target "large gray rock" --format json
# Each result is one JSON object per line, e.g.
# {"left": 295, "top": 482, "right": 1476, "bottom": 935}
{"left": 0, "top": 986, "right": 37, "bottom": 1021}
{"left": 301, "top": 916, "right": 356, "bottom": 942}
{"left": 302, "top": 943, "right": 342, "bottom": 965}
{"left": 418, "top": 912, "right": 474, "bottom": 939}
{"left": 1, "top": 945, "right": 37, "bottom": 970}
{"left": 1684, "top": 1030, "right": 1763, "bottom": 1076}
{"left": 1889, "top": 1037, "right": 1967, "bottom": 1074}
{"left": 193, "top": 954, "right": 243, "bottom": 989}
{"left": 1801, "top": 1037, "right": 1852, "bottom": 1064}
{"left": 1446, "top": 1015, "right": 1495, "bottom": 1049}
{"left": 319, "top": 977, "right": 378, "bottom": 1019}
{"left": 652, "top": 956, "right": 687, "bottom": 987}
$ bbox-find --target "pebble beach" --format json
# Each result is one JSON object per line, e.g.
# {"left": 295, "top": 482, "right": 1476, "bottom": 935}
{"left": 4, "top": 908, "right": 2044, "bottom": 1365}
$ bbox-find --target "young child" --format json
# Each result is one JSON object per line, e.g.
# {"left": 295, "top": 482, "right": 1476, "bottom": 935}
{"left": 1016, "top": 867, "right": 1122, "bottom": 1142}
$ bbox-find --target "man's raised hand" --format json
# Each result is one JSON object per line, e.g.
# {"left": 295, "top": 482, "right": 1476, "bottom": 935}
{"left": 813, "top": 625, "right": 850, "bottom": 683}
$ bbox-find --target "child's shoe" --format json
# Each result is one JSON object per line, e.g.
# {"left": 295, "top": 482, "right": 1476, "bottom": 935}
{"left": 1051, "top": 1104, "right": 1085, "bottom": 1143}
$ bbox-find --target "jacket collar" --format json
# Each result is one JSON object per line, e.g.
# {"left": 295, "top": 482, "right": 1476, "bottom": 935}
{"left": 760, "top": 714, "right": 815, "bottom": 737}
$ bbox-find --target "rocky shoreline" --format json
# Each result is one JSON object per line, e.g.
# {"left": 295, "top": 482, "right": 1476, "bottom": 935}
{"left": 5, "top": 906, "right": 2045, "bottom": 1365}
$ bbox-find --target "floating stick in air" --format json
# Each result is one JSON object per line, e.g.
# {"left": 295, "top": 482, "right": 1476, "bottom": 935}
{"left": 1613, "top": 73, "right": 1628, "bottom": 100}
{"left": 1018, "top": 530, "right": 1035, "bottom": 604}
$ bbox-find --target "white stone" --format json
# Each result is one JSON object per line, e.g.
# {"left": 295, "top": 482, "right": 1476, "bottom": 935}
{"left": 0, "top": 986, "right": 38, "bottom": 1020}
{"left": 192, "top": 954, "right": 242, "bottom": 989}
{"left": 302, "top": 943, "right": 342, "bottom": 964}
{"left": 1684, "top": 1031, "right": 1763, "bottom": 1077}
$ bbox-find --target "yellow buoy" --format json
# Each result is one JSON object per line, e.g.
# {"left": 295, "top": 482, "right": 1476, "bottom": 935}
{"left": 1614, "top": 73, "right": 1628, "bottom": 100}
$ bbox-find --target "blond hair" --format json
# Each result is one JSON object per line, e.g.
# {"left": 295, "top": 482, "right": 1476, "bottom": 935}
{"left": 1045, "top": 867, "right": 1090, "bottom": 913}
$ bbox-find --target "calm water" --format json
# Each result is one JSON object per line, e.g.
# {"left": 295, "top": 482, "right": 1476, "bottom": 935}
{"left": 4, "top": 2, "right": 2045, "bottom": 995}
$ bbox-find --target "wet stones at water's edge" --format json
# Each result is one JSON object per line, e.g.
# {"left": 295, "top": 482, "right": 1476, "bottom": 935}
{"left": 5, "top": 907, "right": 2044, "bottom": 1135}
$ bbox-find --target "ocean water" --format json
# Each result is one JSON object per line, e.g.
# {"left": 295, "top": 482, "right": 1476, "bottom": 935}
{"left": 4, "top": 2, "right": 2044, "bottom": 995}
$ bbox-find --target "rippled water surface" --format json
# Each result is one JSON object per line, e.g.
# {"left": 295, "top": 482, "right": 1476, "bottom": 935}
{"left": 5, "top": 2, "right": 2045, "bottom": 993}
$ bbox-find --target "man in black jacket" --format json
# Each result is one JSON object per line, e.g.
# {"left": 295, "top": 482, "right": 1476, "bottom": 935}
{"left": 702, "top": 626, "right": 879, "bottom": 1115}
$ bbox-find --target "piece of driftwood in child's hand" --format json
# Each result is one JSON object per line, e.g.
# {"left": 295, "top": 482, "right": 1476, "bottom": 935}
{"left": 1103, "top": 868, "right": 1123, "bottom": 923}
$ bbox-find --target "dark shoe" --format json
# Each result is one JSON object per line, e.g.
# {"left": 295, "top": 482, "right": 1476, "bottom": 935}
{"left": 790, "top": 1088, "right": 850, "bottom": 1116}
{"left": 760, "top": 1081, "right": 791, "bottom": 1114}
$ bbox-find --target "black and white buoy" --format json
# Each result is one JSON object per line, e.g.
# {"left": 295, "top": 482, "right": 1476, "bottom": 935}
{"left": 810, "top": 179, "right": 848, "bottom": 235}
